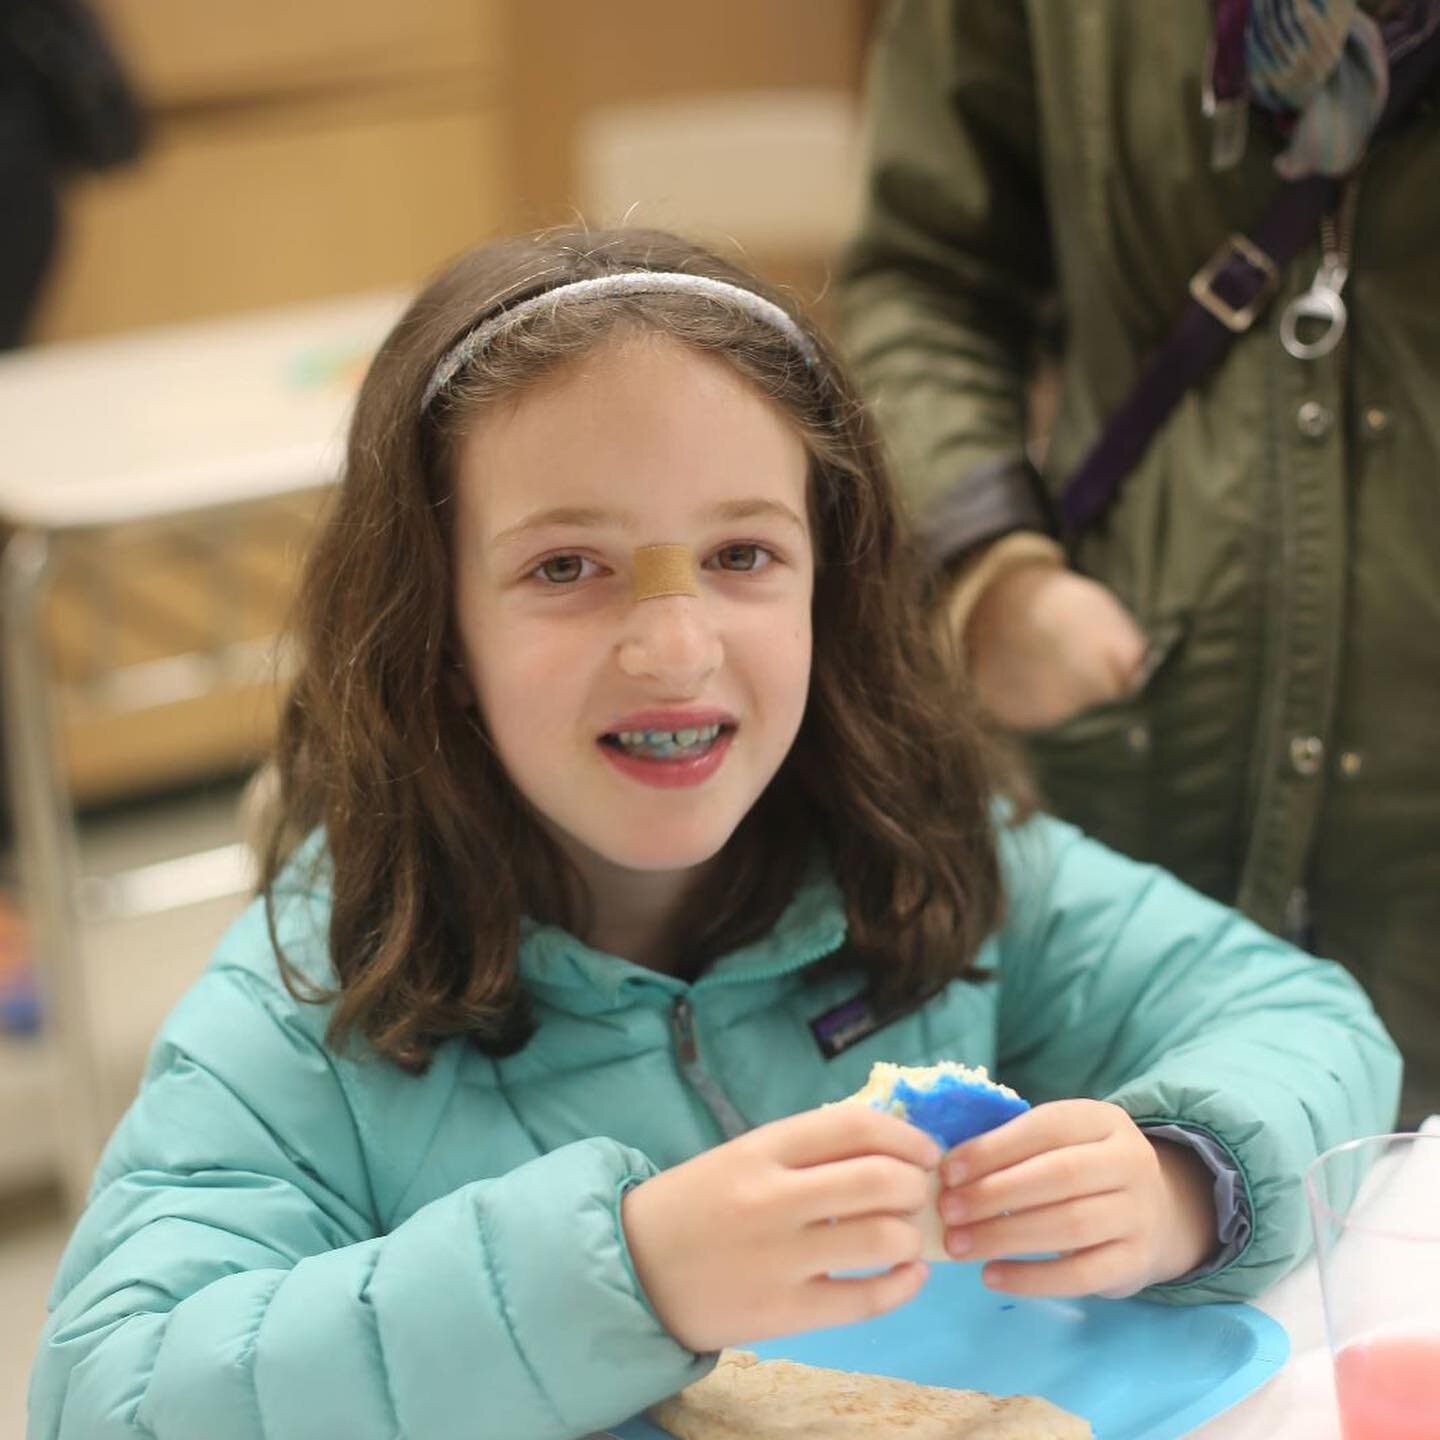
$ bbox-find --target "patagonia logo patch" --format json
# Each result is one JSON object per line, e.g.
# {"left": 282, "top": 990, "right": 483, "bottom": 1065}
{"left": 810, "top": 992, "right": 893, "bottom": 1060}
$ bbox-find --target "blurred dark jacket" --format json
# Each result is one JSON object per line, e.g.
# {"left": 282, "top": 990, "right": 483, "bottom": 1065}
{"left": 1, "top": 0, "right": 144, "bottom": 346}
{"left": 839, "top": 0, "right": 1440, "bottom": 1123}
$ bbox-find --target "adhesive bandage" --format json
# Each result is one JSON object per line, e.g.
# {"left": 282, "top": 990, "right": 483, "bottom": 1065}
{"left": 632, "top": 544, "right": 700, "bottom": 601}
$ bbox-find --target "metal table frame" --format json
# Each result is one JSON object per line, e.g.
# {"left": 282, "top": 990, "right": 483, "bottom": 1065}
{"left": 0, "top": 293, "right": 404, "bottom": 1213}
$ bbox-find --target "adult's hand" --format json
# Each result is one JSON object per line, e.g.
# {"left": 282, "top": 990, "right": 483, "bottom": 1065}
{"left": 964, "top": 564, "right": 1147, "bottom": 731}
{"left": 621, "top": 1106, "right": 940, "bottom": 1354}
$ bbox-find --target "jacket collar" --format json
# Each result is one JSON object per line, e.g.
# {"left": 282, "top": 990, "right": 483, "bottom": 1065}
{"left": 276, "top": 831, "right": 849, "bottom": 1013}
{"left": 518, "top": 862, "right": 847, "bottom": 1013}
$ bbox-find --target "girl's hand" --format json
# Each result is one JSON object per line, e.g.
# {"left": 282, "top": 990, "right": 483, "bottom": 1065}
{"left": 621, "top": 1107, "right": 941, "bottom": 1353}
{"left": 938, "top": 1100, "right": 1217, "bottom": 1299}
{"left": 965, "top": 566, "right": 1147, "bottom": 732}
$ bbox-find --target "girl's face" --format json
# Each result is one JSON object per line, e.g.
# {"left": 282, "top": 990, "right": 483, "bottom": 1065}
{"left": 452, "top": 334, "right": 814, "bottom": 883}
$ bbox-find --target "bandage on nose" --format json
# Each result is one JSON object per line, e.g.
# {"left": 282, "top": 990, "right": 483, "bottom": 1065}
{"left": 632, "top": 544, "right": 700, "bottom": 601}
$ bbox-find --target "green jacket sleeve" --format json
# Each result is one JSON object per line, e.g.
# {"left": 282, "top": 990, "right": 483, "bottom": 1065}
{"left": 838, "top": 0, "right": 1054, "bottom": 558}
{"left": 993, "top": 813, "right": 1401, "bottom": 1304}
{"left": 27, "top": 965, "right": 710, "bottom": 1440}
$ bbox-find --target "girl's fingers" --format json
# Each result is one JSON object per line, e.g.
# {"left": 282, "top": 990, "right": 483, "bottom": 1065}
{"left": 941, "top": 1142, "right": 1119, "bottom": 1225}
{"left": 980, "top": 1242, "right": 1138, "bottom": 1300}
{"left": 944, "top": 1099, "right": 1121, "bottom": 1186}
{"left": 945, "top": 1190, "right": 1127, "bottom": 1263}
{"left": 802, "top": 1213, "right": 925, "bottom": 1277}
{"left": 795, "top": 1155, "right": 934, "bottom": 1222}
{"left": 768, "top": 1105, "right": 941, "bottom": 1172}
{"left": 801, "top": 1261, "right": 930, "bottom": 1331}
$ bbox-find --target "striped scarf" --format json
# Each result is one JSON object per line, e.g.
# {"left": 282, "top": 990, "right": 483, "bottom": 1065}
{"left": 1213, "top": 0, "right": 1429, "bottom": 175}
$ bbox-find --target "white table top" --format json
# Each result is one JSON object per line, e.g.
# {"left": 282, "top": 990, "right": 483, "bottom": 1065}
{"left": 1191, "top": 1116, "right": 1440, "bottom": 1439}
{"left": 0, "top": 292, "right": 408, "bottom": 530}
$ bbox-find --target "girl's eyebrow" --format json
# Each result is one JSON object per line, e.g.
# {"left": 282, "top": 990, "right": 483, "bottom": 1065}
{"left": 707, "top": 498, "right": 807, "bottom": 534}
{"left": 490, "top": 498, "right": 806, "bottom": 548}
{"left": 490, "top": 506, "right": 627, "bottom": 547}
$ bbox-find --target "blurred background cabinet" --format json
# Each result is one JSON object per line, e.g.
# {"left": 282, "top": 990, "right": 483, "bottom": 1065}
{"left": 35, "top": 0, "right": 874, "bottom": 346}
{"left": 24, "top": 0, "right": 513, "bottom": 807}
{"left": 33, "top": 0, "right": 512, "bottom": 341}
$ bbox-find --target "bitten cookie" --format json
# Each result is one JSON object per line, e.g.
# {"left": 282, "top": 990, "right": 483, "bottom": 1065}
{"left": 837, "top": 1061, "right": 1030, "bottom": 1261}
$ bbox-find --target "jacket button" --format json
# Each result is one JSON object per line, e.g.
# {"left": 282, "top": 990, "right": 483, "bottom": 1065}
{"left": 1338, "top": 749, "right": 1364, "bottom": 779}
{"left": 1125, "top": 723, "right": 1150, "bottom": 755}
{"left": 1296, "top": 401, "right": 1333, "bottom": 439}
{"left": 1290, "top": 734, "right": 1325, "bottom": 776}
{"left": 1361, "top": 405, "right": 1392, "bottom": 439}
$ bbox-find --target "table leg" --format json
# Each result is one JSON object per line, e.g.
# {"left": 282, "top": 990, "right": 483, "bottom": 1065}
{"left": 1, "top": 529, "right": 103, "bottom": 1216}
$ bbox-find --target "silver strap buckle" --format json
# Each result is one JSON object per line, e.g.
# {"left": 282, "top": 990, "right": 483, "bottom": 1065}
{"left": 1188, "top": 233, "right": 1280, "bottom": 333}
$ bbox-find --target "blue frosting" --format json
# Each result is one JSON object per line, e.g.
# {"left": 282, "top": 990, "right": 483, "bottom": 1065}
{"left": 883, "top": 1074, "right": 1030, "bottom": 1149}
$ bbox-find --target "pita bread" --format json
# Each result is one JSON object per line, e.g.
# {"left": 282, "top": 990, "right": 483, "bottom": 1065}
{"left": 650, "top": 1350, "right": 1092, "bottom": 1439}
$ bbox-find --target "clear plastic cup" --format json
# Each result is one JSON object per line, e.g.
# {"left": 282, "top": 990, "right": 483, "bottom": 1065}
{"left": 1306, "top": 1132, "right": 1440, "bottom": 1440}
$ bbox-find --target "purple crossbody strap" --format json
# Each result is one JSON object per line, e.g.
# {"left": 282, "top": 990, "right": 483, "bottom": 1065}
{"left": 1059, "top": 9, "right": 1440, "bottom": 537}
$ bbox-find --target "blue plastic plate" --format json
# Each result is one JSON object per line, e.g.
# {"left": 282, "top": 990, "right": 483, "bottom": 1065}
{"left": 617, "top": 1262, "right": 1288, "bottom": 1440}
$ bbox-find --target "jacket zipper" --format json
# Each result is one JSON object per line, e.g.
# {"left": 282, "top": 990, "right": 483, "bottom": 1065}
{"left": 667, "top": 928, "right": 848, "bottom": 1142}
{"left": 1321, "top": 177, "right": 1360, "bottom": 396}
{"left": 1280, "top": 176, "right": 1360, "bottom": 374}
{"left": 672, "top": 995, "right": 700, "bottom": 1066}
{"left": 1319, "top": 179, "right": 1360, "bottom": 279}
{"left": 671, "top": 996, "right": 749, "bottom": 1140}
{"left": 1267, "top": 176, "right": 1360, "bottom": 934}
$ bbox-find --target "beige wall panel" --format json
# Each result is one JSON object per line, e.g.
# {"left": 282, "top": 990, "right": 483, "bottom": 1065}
{"left": 510, "top": 0, "right": 870, "bottom": 227}
{"left": 93, "top": 0, "right": 504, "bottom": 105}
{"left": 62, "top": 687, "right": 279, "bottom": 803}
{"left": 35, "top": 93, "right": 506, "bottom": 340}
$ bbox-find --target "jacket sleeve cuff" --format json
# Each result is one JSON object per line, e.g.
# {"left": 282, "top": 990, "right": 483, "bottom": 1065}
{"left": 1141, "top": 1123, "right": 1254, "bottom": 1285}
{"left": 936, "top": 531, "right": 1065, "bottom": 665}
{"left": 914, "top": 455, "right": 1057, "bottom": 566}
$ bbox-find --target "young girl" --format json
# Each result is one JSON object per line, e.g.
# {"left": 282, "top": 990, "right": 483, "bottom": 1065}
{"left": 30, "top": 230, "right": 1397, "bottom": 1440}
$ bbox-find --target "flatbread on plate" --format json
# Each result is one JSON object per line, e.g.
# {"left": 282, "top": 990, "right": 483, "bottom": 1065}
{"left": 649, "top": 1349, "right": 1092, "bottom": 1439}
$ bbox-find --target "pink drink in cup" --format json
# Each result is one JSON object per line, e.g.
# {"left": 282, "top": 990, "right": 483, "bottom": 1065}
{"left": 1306, "top": 1133, "right": 1440, "bottom": 1440}
{"left": 1334, "top": 1334, "right": 1440, "bottom": 1440}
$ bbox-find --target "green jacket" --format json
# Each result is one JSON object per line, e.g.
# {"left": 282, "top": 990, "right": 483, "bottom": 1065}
{"left": 29, "top": 815, "right": 1398, "bottom": 1439}
{"left": 838, "top": 0, "right": 1440, "bottom": 1122}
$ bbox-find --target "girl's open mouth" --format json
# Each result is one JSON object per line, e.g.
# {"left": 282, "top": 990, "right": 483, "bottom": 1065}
{"left": 597, "top": 724, "right": 737, "bottom": 788}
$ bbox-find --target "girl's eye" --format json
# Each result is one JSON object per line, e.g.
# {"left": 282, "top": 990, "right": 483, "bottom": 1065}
{"left": 533, "top": 554, "right": 597, "bottom": 585}
{"left": 710, "top": 543, "right": 773, "bottom": 573}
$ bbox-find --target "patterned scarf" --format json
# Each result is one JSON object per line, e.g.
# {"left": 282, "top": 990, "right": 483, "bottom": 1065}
{"left": 1211, "top": 0, "right": 1437, "bottom": 175}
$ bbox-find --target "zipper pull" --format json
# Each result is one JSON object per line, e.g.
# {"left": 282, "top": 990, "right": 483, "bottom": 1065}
{"left": 1280, "top": 253, "right": 1349, "bottom": 361}
{"left": 1312, "top": 251, "right": 1350, "bottom": 298}
{"left": 672, "top": 997, "right": 698, "bottom": 1066}
{"left": 1280, "top": 196, "right": 1354, "bottom": 361}
{"left": 670, "top": 995, "right": 750, "bottom": 1140}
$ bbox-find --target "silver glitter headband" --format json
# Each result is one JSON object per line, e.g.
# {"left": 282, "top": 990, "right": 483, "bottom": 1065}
{"left": 420, "top": 271, "right": 818, "bottom": 412}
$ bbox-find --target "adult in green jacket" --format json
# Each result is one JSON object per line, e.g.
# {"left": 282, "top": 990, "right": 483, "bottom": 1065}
{"left": 839, "top": 0, "right": 1440, "bottom": 1122}
{"left": 28, "top": 816, "right": 1399, "bottom": 1439}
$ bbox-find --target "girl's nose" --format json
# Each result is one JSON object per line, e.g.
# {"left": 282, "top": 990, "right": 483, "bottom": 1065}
{"left": 616, "top": 594, "right": 723, "bottom": 692}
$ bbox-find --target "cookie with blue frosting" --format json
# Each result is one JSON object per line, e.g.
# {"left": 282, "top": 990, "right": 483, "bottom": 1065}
{"left": 841, "top": 1061, "right": 1031, "bottom": 1261}
{"left": 848, "top": 1060, "right": 1031, "bottom": 1148}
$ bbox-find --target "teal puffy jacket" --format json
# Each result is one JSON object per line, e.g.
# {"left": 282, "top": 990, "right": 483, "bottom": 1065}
{"left": 29, "top": 815, "right": 1399, "bottom": 1439}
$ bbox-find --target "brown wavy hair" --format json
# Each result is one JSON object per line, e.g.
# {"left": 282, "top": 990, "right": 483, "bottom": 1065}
{"left": 259, "top": 228, "right": 1014, "bottom": 1073}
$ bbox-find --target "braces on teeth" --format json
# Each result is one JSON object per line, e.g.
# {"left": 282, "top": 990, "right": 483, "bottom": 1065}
{"left": 611, "top": 723, "right": 724, "bottom": 755}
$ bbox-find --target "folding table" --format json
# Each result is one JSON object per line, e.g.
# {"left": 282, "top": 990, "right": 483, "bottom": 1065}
{"left": 0, "top": 292, "right": 405, "bottom": 1210}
